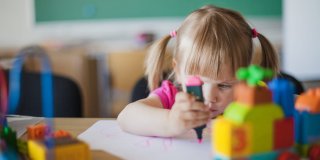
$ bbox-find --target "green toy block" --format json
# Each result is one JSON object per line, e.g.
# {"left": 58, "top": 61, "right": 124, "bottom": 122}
{"left": 224, "top": 102, "right": 251, "bottom": 124}
{"left": 0, "top": 126, "right": 17, "bottom": 150}
{"left": 236, "top": 65, "right": 273, "bottom": 86}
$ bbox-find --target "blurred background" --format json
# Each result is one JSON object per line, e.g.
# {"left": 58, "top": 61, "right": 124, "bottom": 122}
{"left": 0, "top": 0, "right": 319, "bottom": 118}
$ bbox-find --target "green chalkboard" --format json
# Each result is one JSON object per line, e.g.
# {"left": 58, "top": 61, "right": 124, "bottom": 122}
{"left": 35, "top": 0, "right": 282, "bottom": 22}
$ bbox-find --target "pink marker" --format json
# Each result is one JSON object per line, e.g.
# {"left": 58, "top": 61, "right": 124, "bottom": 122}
{"left": 186, "top": 76, "right": 205, "bottom": 143}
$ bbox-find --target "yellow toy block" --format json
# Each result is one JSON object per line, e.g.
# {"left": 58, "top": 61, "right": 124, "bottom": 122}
{"left": 28, "top": 139, "right": 46, "bottom": 160}
{"left": 28, "top": 137, "right": 91, "bottom": 160}
{"left": 213, "top": 117, "right": 252, "bottom": 158}
{"left": 245, "top": 103, "right": 284, "bottom": 154}
{"left": 223, "top": 102, "right": 284, "bottom": 154}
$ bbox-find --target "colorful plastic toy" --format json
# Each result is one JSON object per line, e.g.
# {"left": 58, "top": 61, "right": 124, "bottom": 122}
{"left": 28, "top": 137, "right": 91, "bottom": 160}
{"left": 294, "top": 88, "right": 320, "bottom": 158}
{"left": 212, "top": 65, "right": 320, "bottom": 159}
{"left": 0, "top": 46, "right": 91, "bottom": 159}
{"left": 27, "top": 124, "right": 50, "bottom": 140}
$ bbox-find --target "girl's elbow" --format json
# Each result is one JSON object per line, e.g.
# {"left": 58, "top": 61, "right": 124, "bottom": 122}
{"left": 116, "top": 104, "right": 132, "bottom": 130}
{"left": 117, "top": 108, "right": 126, "bottom": 128}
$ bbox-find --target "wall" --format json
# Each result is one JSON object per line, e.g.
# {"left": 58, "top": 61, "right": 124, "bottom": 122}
{"left": 283, "top": 0, "right": 320, "bottom": 81}
{"left": 0, "top": 0, "right": 34, "bottom": 48}
{"left": 0, "top": 0, "right": 281, "bottom": 51}
{"left": 34, "top": 0, "right": 281, "bottom": 22}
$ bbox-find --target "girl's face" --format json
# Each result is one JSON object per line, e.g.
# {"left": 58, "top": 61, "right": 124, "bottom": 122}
{"left": 200, "top": 75, "right": 238, "bottom": 118}
{"left": 174, "top": 58, "right": 238, "bottom": 118}
{"left": 181, "top": 65, "right": 238, "bottom": 118}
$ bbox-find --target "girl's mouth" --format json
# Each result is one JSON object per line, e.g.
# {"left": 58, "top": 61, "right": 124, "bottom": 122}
{"left": 210, "top": 109, "right": 217, "bottom": 112}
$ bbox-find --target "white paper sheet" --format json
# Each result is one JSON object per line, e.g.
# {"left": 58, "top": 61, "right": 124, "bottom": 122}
{"left": 78, "top": 120, "right": 213, "bottom": 160}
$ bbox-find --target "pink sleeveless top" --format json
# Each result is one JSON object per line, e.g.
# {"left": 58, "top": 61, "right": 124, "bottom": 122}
{"left": 151, "top": 80, "right": 178, "bottom": 109}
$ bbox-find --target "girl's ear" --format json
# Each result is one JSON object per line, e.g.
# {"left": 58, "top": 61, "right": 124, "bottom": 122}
{"left": 172, "top": 58, "right": 177, "bottom": 69}
{"left": 172, "top": 58, "right": 187, "bottom": 91}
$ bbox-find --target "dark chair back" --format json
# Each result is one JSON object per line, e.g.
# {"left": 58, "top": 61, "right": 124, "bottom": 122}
{"left": 278, "top": 71, "right": 305, "bottom": 95}
{"left": 5, "top": 70, "right": 82, "bottom": 117}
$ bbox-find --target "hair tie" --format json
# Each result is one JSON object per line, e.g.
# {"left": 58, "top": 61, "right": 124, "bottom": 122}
{"left": 170, "top": 30, "right": 177, "bottom": 38}
{"left": 252, "top": 28, "right": 258, "bottom": 38}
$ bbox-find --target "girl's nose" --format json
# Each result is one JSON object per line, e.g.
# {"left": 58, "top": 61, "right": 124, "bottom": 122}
{"left": 207, "top": 97, "right": 217, "bottom": 103}
{"left": 205, "top": 98, "right": 217, "bottom": 108}
{"left": 202, "top": 84, "right": 219, "bottom": 104}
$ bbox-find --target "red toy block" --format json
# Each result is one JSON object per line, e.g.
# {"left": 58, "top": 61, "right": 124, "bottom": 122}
{"left": 273, "top": 117, "right": 294, "bottom": 150}
{"left": 308, "top": 144, "right": 320, "bottom": 160}
{"left": 295, "top": 88, "right": 320, "bottom": 113}
{"left": 234, "top": 83, "right": 272, "bottom": 106}
{"left": 278, "top": 151, "right": 300, "bottom": 160}
{"left": 27, "top": 124, "right": 49, "bottom": 140}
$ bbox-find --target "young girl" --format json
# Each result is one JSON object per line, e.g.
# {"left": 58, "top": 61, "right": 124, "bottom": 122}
{"left": 117, "top": 5, "right": 279, "bottom": 137}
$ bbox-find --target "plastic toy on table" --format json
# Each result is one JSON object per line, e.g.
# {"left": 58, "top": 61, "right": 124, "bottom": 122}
{"left": 212, "top": 65, "right": 320, "bottom": 159}
{"left": 0, "top": 46, "right": 91, "bottom": 160}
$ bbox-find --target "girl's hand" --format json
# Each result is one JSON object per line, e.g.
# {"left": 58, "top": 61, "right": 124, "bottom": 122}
{"left": 167, "top": 92, "right": 211, "bottom": 136}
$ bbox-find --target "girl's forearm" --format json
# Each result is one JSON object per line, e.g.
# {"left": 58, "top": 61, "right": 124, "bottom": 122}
{"left": 117, "top": 102, "right": 175, "bottom": 137}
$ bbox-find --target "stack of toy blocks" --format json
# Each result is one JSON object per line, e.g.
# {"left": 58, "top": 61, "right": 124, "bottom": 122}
{"left": 1, "top": 122, "right": 92, "bottom": 160}
{"left": 212, "top": 65, "right": 296, "bottom": 159}
{"left": 26, "top": 124, "right": 91, "bottom": 160}
{"left": 294, "top": 88, "right": 320, "bottom": 159}
{"left": 1, "top": 47, "right": 92, "bottom": 159}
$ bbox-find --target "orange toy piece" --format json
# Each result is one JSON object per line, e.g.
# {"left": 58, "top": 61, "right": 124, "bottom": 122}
{"left": 295, "top": 88, "right": 320, "bottom": 113}
{"left": 27, "top": 124, "right": 49, "bottom": 140}
{"left": 52, "top": 130, "right": 71, "bottom": 138}
{"left": 234, "top": 82, "right": 272, "bottom": 106}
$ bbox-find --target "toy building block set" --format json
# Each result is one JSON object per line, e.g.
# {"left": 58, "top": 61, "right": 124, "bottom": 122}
{"left": 212, "top": 65, "right": 320, "bottom": 160}
{"left": 0, "top": 46, "right": 91, "bottom": 160}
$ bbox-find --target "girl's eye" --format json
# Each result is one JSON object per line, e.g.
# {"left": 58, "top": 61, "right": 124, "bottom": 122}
{"left": 218, "top": 84, "right": 232, "bottom": 90}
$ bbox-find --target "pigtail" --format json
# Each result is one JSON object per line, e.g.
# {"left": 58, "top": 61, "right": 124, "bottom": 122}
{"left": 257, "top": 33, "right": 280, "bottom": 74}
{"left": 145, "top": 35, "right": 172, "bottom": 91}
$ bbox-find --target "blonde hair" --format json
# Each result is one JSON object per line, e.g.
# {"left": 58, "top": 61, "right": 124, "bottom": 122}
{"left": 145, "top": 5, "right": 279, "bottom": 90}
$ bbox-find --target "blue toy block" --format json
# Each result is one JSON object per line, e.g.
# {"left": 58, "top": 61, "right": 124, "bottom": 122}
{"left": 214, "top": 154, "right": 230, "bottom": 160}
{"left": 249, "top": 151, "right": 278, "bottom": 160}
{"left": 1, "top": 148, "right": 20, "bottom": 160}
{"left": 214, "top": 151, "right": 279, "bottom": 160}
{"left": 0, "top": 153, "right": 5, "bottom": 160}
{"left": 268, "top": 78, "right": 295, "bottom": 117}
{"left": 294, "top": 110, "right": 320, "bottom": 144}
{"left": 294, "top": 110, "right": 303, "bottom": 144}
